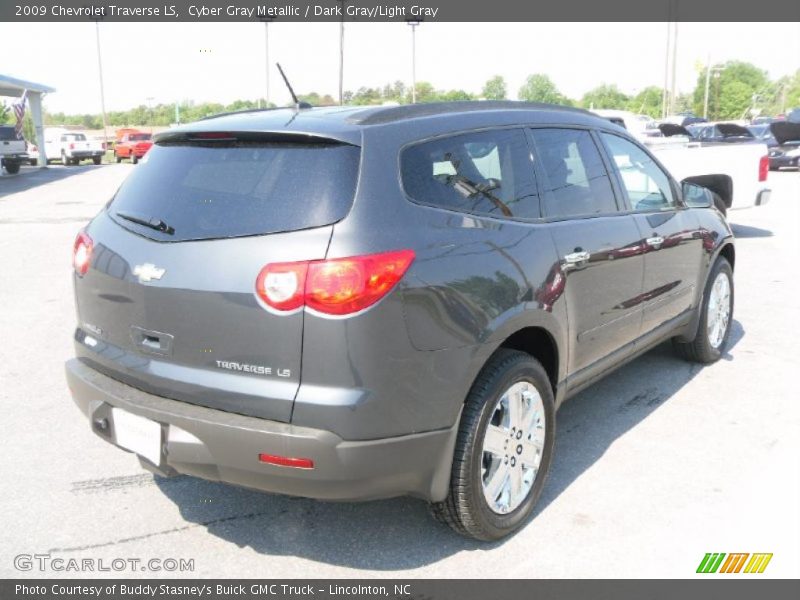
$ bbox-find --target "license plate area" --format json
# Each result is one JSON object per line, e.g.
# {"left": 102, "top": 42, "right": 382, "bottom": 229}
{"left": 112, "top": 408, "right": 162, "bottom": 465}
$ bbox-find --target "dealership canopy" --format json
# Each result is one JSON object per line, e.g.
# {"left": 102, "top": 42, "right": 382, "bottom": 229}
{"left": 0, "top": 73, "right": 56, "bottom": 166}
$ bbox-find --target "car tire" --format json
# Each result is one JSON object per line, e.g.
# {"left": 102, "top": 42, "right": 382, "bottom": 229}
{"left": 30, "top": 159, "right": 38, "bottom": 166}
{"left": 131, "top": 154, "right": 139, "bottom": 165}
{"left": 4, "top": 162, "right": 20, "bottom": 174}
{"left": 93, "top": 156, "right": 102, "bottom": 165}
{"left": 673, "top": 256, "right": 734, "bottom": 364}
{"left": 61, "top": 151, "right": 70, "bottom": 166}
{"left": 115, "top": 153, "right": 122, "bottom": 163}
{"left": 430, "top": 349, "right": 555, "bottom": 541}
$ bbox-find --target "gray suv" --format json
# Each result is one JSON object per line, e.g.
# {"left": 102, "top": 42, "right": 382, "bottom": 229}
{"left": 66, "top": 102, "right": 734, "bottom": 540}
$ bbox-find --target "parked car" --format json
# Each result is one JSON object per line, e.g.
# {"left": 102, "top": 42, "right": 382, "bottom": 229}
{"left": 767, "top": 121, "right": 800, "bottom": 170}
{"left": 66, "top": 102, "right": 736, "bottom": 541}
{"left": 686, "top": 123, "right": 755, "bottom": 144}
{"left": 0, "top": 125, "right": 29, "bottom": 174}
{"left": 44, "top": 128, "right": 105, "bottom": 166}
{"left": 114, "top": 131, "right": 153, "bottom": 164}
{"left": 592, "top": 109, "right": 661, "bottom": 139}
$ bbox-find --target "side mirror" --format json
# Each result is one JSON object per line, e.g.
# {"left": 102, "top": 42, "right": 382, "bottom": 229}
{"left": 682, "top": 181, "right": 713, "bottom": 208}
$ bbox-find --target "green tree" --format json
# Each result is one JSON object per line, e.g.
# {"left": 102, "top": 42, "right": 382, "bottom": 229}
{"left": 581, "top": 84, "right": 629, "bottom": 110}
{"left": 482, "top": 75, "right": 507, "bottom": 100}
{"left": 518, "top": 74, "right": 571, "bottom": 105}
{"left": 0, "top": 101, "right": 10, "bottom": 124}
{"left": 626, "top": 86, "right": 663, "bottom": 118}
{"left": 691, "top": 61, "right": 769, "bottom": 120}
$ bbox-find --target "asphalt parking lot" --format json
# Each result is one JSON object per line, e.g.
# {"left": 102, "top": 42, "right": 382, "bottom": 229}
{"left": 0, "top": 164, "right": 798, "bottom": 578}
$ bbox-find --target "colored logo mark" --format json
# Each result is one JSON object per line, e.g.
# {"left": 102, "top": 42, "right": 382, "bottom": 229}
{"left": 696, "top": 553, "right": 773, "bottom": 574}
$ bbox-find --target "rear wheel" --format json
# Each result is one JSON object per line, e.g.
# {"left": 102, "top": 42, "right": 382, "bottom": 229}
{"left": 4, "top": 162, "right": 20, "bottom": 174}
{"left": 430, "top": 349, "right": 555, "bottom": 540}
{"left": 673, "top": 257, "right": 733, "bottom": 364}
{"left": 93, "top": 156, "right": 102, "bottom": 165}
{"left": 115, "top": 153, "right": 122, "bottom": 163}
{"left": 29, "top": 159, "right": 38, "bottom": 166}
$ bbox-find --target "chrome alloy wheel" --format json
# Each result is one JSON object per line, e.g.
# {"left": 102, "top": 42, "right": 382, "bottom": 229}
{"left": 706, "top": 272, "right": 731, "bottom": 349}
{"left": 481, "top": 381, "right": 545, "bottom": 514}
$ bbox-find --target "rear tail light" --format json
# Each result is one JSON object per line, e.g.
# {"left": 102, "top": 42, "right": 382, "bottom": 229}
{"left": 73, "top": 231, "right": 93, "bottom": 276}
{"left": 255, "top": 249, "right": 415, "bottom": 317}
{"left": 258, "top": 454, "right": 314, "bottom": 469}
{"left": 69, "top": 143, "right": 75, "bottom": 150}
{"left": 758, "top": 155, "right": 769, "bottom": 182}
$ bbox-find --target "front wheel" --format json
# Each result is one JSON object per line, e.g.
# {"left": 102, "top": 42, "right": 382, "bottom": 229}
{"left": 115, "top": 153, "right": 122, "bottom": 163}
{"left": 673, "top": 256, "right": 734, "bottom": 363}
{"left": 131, "top": 153, "right": 139, "bottom": 165}
{"left": 430, "top": 349, "right": 555, "bottom": 540}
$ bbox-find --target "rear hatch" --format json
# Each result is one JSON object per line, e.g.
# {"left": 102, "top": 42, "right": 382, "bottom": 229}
{"left": 74, "top": 133, "right": 360, "bottom": 421}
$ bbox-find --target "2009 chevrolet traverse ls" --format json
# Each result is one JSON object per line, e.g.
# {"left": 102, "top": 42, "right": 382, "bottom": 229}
{"left": 66, "top": 102, "right": 735, "bottom": 540}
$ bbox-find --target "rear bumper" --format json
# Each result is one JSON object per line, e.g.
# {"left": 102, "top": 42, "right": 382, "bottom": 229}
{"left": 756, "top": 189, "right": 771, "bottom": 206}
{"left": 70, "top": 150, "right": 103, "bottom": 159}
{"left": 65, "top": 359, "right": 457, "bottom": 502}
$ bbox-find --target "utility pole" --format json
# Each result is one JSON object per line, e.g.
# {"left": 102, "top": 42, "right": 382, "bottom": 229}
{"left": 264, "top": 21, "right": 270, "bottom": 107}
{"left": 662, "top": 20, "right": 672, "bottom": 118}
{"left": 338, "top": 1, "right": 346, "bottom": 104}
{"left": 407, "top": 19, "right": 421, "bottom": 103}
{"left": 669, "top": 21, "right": 678, "bottom": 115}
{"left": 94, "top": 21, "right": 109, "bottom": 155}
{"left": 703, "top": 55, "right": 711, "bottom": 119}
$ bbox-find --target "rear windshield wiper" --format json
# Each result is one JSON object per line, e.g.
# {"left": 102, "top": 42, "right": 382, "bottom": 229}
{"left": 115, "top": 211, "right": 175, "bottom": 235}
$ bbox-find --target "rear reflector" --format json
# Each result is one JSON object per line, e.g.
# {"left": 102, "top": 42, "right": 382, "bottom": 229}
{"left": 255, "top": 249, "right": 415, "bottom": 317}
{"left": 73, "top": 231, "right": 93, "bottom": 276}
{"left": 258, "top": 454, "right": 314, "bottom": 469}
{"left": 758, "top": 155, "right": 769, "bottom": 182}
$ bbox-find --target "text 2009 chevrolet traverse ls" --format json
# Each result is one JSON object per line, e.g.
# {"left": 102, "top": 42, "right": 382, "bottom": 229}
{"left": 66, "top": 102, "right": 735, "bottom": 540}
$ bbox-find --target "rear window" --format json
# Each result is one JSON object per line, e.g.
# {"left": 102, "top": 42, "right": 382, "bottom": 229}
{"left": 129, "top": 133, "right": 151, "bottom": 141}
{"left": 108, "top": 140, "right": 360, "bottom": 242}
{"left": 0, "top": 127, "right": 18, "bottom": 141}
{"left": 62, "top": 133, "right": 86, "bottom": 142}
{"left": 401, "top": 129, "right": 540, "bottom": 219}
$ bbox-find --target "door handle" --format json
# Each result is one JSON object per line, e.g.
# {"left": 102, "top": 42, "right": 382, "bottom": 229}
{"left": 646, "top": 236, "right": 665, "bottom": 248}
{"left": 563, "top": 250, "right": 591, "bottom": 265}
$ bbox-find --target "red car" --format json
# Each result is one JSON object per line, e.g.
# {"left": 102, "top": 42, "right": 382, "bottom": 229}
{"left": 114, "top": 132, "right": 153, "bottom": 164}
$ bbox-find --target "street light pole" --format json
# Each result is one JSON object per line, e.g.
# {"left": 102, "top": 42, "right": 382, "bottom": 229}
{"left": 94, "top": 21, "right": 109, "bottom": 154}
{"left": 407, "top": 20, "right": 420, "bottom": 103}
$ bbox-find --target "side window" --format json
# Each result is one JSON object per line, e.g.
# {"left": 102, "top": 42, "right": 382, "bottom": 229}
{"left": 600, "top": 133, "right": 676, "bottom": 212}
{"left": 529, "top": 128, "right": 618, "bottom": 218}
{"left": 401, "top": 129, "right": 540, "bottom": 219}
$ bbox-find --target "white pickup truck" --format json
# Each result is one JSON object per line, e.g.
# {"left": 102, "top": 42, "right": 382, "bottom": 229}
{"left": 593, "top": 110, "right": 771, "bottom": 215}
{"left": 44, "top": 128, "right": 105, "bottom": 166}
{"left": 0, "top": 125, "right": 28, "bottom": 175}
{"left": 647, "top": 137, "right": 770, "bottom": 215}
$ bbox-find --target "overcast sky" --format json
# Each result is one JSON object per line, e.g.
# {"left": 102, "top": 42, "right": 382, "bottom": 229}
{"left": 1, "top": 22, "right": 798, "bottom": 113}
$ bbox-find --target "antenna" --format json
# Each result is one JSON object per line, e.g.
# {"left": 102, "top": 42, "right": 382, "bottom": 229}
{"left": 276, "top": 62, "right": 311, "bottom": 111}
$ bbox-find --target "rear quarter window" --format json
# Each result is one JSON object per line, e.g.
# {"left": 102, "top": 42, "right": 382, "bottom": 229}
{"left": 108, "top": 140, "right": 360, "bottom": 242}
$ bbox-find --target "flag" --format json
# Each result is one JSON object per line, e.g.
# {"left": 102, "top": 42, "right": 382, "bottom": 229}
{"left": 13, "top": 90, "right": 28, "bottom": 140}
